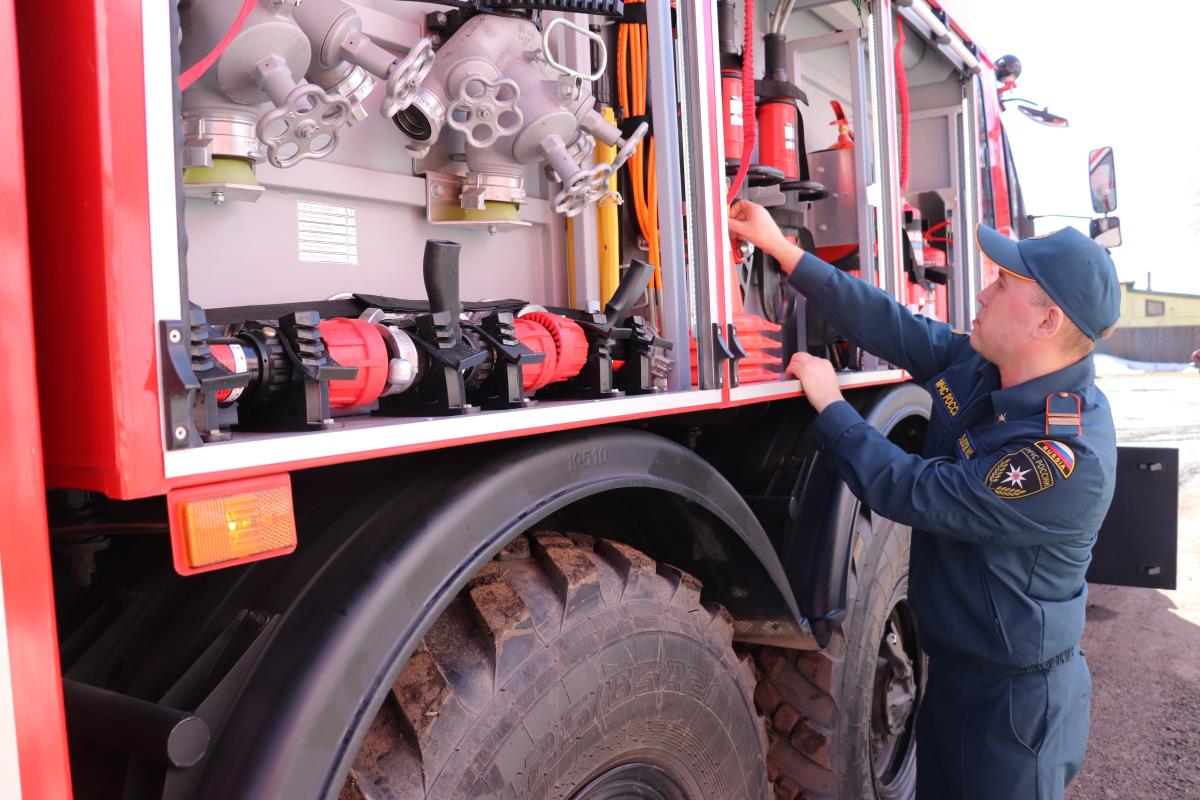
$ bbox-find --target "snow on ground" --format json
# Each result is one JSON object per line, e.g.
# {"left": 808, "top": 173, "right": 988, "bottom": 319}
{"left": 1094, "top": 353, "right": 1194, "bottom": 375}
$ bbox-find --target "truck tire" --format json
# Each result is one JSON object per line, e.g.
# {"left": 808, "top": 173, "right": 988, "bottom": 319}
{"left": 341, "top": 532, "right": 769, "bottom": 800}
{"left": 754, "top": 508, "right": 923, "bottom": 800}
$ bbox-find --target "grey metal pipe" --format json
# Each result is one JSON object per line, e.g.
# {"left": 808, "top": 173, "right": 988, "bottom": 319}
{"left": 645, "top": 0, "right": 691, "bottom": 391}
{"left": 870, "top": 0, "right": 904, "bottom": 298}
{"left": 772, "top": 0, "right": 798, "bottom": 34}
{"left": 63, "top": 678, "right": 210, "bottom": 769}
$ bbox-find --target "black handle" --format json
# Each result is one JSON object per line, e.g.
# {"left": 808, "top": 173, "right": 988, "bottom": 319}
{"left": 923, "top": 265, "right": 950, "bottom": 285}
{"left": 604, "top": 259, "right": 655, "bottom": 328}
{"left": 423, "top": 239, "right": 462, "bottom": 339}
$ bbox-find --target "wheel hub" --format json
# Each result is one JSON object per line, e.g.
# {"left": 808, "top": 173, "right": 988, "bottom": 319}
{"left": 875, "top": 630, "right": 917, "bottom": 738}
{"left": 870, "top": 601, "right": 922, "bottom": 794}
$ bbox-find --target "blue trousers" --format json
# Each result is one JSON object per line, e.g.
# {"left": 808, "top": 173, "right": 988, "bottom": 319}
{"left": 916, "top": 652, "right": 1091, "bottom": 800}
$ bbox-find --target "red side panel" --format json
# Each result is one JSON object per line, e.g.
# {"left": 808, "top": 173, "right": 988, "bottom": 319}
{"left": 0, "top": 0, "right": 74, "bottom": 796}
{"left": 17, "top": 0, "right": 165, "bottom": 498}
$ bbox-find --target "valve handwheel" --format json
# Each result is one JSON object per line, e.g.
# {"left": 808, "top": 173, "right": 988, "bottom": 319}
{"left": 381, "top": 38, "right": 436, "bottom": 119}
{"left": 446, "top": 75, "right": 524, "bottom": 149}
{"left": 257, "top": 84, "right": 352, "bottom": 168}
{"left": 553, "top": 163, "right": 613, "bottom": 217}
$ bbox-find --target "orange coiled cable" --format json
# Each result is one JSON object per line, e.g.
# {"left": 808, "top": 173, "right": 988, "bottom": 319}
{"left": 618, "top": 1, "right": 662, "bottom": 291}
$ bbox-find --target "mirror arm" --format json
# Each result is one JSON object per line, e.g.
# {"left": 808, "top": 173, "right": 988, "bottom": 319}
{"left": 1026, "top": 213, "right": 1095, "bottom": 222}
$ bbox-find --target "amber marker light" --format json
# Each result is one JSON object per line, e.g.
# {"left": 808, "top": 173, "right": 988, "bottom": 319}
{"left": 167, "top": 474, "right": 297, "bottom": 575}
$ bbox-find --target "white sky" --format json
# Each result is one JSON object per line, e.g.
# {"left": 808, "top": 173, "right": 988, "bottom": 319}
{"left": 949, "top": 0, "right": 1200, "bottom": 295}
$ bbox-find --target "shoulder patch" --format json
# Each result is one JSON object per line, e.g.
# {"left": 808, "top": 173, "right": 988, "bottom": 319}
{"left": 1034, "top": 440, "right": 1075, "bottom": 478}
{"left": 985, "top": 445, "right": 1057, "bottom": 500}
{"left": 1045, "top": 391, "right": 1082, "bottom": 437}
{"left": 934, "top": 376, "right": 961, "bottom": 417}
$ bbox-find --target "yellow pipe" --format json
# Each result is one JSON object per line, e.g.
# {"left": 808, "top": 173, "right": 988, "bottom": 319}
{"left": 596, "top": 106, "right": 621, "bottom": 306}
{"left": 566, "top": 216, "right": 577, "bottom": 308}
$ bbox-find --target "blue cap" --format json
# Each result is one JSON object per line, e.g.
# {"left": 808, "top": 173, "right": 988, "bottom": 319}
{"left": 975, "top": 223, "right": 1121, "bottom": 340}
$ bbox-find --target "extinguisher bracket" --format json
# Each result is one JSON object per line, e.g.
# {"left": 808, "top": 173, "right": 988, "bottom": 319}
{"left": 615, "top": 316, "right": 674, "bottom": 396}
{"left": 268, "top": 311, "right": 358, "bottom": 432}
{"left": 187, "top": 305, "right": 249, "bottom": 443}
{"left": 376, "top": 311, "right": 485, "bottom": 416}
{"left": 469, "top": 311, "right": 546, "bottom": 410}
{"left": 160, "top": 319, "right": 201, "bottom": 451}
{"left": 536, "top": 310, "right": 622, "bottom": 400}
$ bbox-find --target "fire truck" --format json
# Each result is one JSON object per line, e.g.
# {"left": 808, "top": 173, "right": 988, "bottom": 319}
{"left": 0, "top": 1, "right": 1179, "bottom": 798}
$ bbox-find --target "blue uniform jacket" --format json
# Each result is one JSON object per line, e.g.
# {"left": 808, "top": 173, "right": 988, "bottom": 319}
{"left": 788, "top": 253, "right": 1118, "bottom": 669}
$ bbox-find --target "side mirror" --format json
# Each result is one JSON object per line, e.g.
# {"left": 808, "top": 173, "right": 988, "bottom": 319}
{"left": 1016, "top": 104, "right": 1069, "bottom": 127}
{"left": 1089, "top": 147, "right": 1118, "bottom": 213}
{"left": 1090, "top": 216, "right": 1122, "bottom": 249}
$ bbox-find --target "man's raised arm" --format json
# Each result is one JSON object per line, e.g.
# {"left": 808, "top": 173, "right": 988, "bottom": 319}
{"left": 728, "top": 200, "right": 969, "bottom": 383}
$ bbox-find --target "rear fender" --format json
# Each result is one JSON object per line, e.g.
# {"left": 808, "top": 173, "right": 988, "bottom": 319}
{"left": 181, "top": 428, "right": 802, "bottom": 800}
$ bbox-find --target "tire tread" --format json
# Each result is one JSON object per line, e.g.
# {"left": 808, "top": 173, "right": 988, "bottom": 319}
{"left": 345, "top": 534, "right": 769, "bottom": 799}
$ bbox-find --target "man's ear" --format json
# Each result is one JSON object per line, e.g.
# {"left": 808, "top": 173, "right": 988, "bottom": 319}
{"left": 1032, "top": 304, "right": 1067, "bottom": 342}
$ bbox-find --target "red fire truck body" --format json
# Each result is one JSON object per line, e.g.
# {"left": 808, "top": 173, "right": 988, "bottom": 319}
{"left": 0, "top": 1, "right": 1175, "bottom": 798}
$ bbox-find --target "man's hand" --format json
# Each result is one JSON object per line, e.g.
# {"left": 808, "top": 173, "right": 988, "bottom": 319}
{"left": 728, "top": 200, "right": 797, "bottom": 269}
{"left": 787, "top": 352, "right": 844, "bottom": 412}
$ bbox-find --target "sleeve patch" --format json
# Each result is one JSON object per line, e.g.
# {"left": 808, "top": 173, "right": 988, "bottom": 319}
{"left": 1034, "top": 440, "right": 1075, "bottom": 479}
{"left": 934, "top": 376, "right": 961, "bottom": 417}
{"left": 986, "top": 446, "right": 1057, "bottom": 500}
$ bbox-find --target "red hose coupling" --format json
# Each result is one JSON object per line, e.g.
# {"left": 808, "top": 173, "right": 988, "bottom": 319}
{"left": 516, "top": 313, "right": 589, "bottom": 391}
{"left": 319, "top": 317, "right": 389, "bottom": 408}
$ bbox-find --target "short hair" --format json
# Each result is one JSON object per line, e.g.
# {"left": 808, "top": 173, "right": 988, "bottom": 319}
{"left": 1030, "top": 284, "right": 1109, "bottom": 359}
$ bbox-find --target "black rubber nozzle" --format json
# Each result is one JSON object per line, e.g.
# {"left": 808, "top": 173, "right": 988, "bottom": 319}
{"left": 717, "top": 0, "right": 739, "bottom": 57}
{"left": 423, "top": 239, "right": 462, "bottom": 339}
{"left": 605, "top": 259, "right": 656, "bottom": 328}
{"left": 764, "top": 33, "right": 788, "bottom": 82}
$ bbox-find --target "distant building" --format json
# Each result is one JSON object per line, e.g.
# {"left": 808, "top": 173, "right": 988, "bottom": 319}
{"left": 1096, "top": 282, "right": 1200, "bottom": 362}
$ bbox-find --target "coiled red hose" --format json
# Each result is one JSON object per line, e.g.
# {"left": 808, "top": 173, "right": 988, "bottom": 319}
{"left": 894, "top": 19, "right": 910, "bottom": 192}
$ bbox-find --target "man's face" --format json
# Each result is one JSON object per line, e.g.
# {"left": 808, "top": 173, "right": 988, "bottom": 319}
{"left": 969, "top": 266, "right": 1051, "bottom": 365}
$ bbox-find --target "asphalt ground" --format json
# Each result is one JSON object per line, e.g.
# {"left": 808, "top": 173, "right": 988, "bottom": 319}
{"left": 1066, "top": 368, "right": 1200, "bottom": 799}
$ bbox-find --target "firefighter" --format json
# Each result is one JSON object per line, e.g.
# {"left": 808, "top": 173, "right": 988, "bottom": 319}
{"left": 729, "top": 200, "right": 1120, "bottom": 800}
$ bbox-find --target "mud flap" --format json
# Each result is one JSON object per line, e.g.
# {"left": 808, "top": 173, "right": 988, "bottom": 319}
{"left": 1087, "top": 446, "right": 1179, "bottom": 590}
